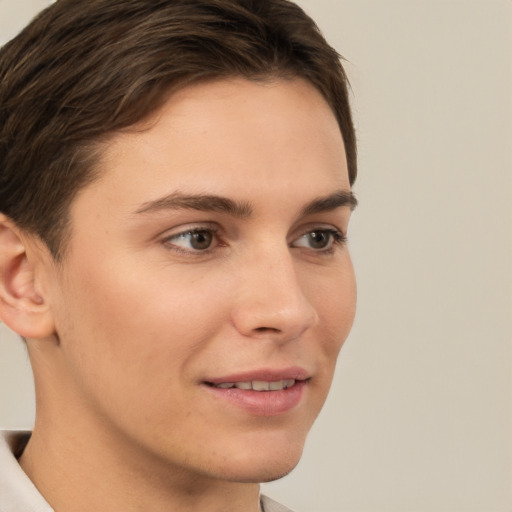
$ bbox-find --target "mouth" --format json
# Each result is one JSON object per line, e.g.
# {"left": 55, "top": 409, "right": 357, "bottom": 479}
{"left": 206, "top": 379, "right": 298, "bottom": 391}
{"left": 203, "top": 369, "right": 310, "bottom": 416}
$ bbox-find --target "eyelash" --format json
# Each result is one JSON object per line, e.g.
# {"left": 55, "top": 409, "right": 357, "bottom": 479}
{"left": 161, "top": 225, "right": 347, "bottom": 256}
{"left": 294, "top": 228, "right": 347, "bottom": 255}
{"left": 162, "top": 226, "right": 221, "bottom": 255}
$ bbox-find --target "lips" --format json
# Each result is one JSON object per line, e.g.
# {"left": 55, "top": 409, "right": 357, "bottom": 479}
{"left": 205, "top": 366, "right": 309, "bottom": 386}
{"left": 203, "top": 367, "right": 309, "bottom": 416}
{"left": 210, "top": 379, "right": 296, "bottom": 391}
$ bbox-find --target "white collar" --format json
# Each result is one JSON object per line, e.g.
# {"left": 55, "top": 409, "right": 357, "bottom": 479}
{"left": 0, "top": 430, "right": 54, "bottom": 512}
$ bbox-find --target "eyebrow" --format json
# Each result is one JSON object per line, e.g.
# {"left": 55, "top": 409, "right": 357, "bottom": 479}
{"left": 135, "top": 192, "right": 253, "bottom": 218}
{"left": 134, "top": 190, "right": 357, "bottom": 218}
{"left": 300, "top": 190, "right": 358, "bottom": 216}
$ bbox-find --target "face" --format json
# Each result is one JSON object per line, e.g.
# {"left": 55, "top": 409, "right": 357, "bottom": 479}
{"left": 42, "top": 78, "right": 356, "bottom": 483}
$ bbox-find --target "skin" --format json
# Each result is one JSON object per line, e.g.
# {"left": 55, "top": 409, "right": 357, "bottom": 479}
{"left": 3, "top": 77, "right": 356, "bottom": 512}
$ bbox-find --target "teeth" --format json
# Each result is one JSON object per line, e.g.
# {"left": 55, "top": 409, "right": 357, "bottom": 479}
{"left": 283, "top": 379, "right": 295, "bottom": 389}
{"left": 269, "top": 380, "right": 284, "bottom": 391}
{"left": 213, "top": 379, "right": 296, "bottom": 391}
{"left": 216, "top": 382, "right": 235, "bottom": 389}
{"left": 252, "top": 380, "right": 270, "bottom": 391}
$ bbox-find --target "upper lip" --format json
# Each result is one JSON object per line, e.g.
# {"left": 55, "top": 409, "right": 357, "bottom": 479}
{"left": 204, "top": 366, "right": 310, "bottom": 385}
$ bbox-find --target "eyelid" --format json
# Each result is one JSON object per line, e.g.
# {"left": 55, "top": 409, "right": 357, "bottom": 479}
{"left": 291, "top": 222, "right": 347, "bottom": 241}
{"left": 290, "top": 225, "right": 347, "bottom": 252}
{"left": 159, "top": 221, "right": 219, "bottom": 239}
{"left": 160, "top": 222, "right": 222, "bottom": 254}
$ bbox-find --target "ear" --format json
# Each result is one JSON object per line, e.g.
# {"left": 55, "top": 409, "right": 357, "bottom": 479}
{"left": 0, "top": 214, "right": 55, "bottom": 339}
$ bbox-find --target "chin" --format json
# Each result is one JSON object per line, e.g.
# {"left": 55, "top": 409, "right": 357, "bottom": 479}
{"left": 255, "top": 465, "right": 299, "bottom": 484}
{"left": 222, "top": 458, "right": 301, "bottom": 484}
{"left": 211, "top": 436, "right": 306, "bottom": 484}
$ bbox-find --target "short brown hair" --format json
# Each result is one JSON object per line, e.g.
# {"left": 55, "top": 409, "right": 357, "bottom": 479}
{"left": 0, "top": 0, "right": 357, "bottom": 259}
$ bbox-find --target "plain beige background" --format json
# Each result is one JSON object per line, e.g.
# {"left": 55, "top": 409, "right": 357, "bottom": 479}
{"left": 1, "top": 1, "right": 511, "bottom": 511}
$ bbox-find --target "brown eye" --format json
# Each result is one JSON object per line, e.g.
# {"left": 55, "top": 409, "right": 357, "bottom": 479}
{"left": 292, "top": 228, "right": 345, "bottom": 252}
{"left": 307, "top": 230, "right": 330, "bottom": 249}
{"left": 189, "top": 230, "right": 213, "bottom": 250}
{"left": 166, "top": 228, "right": 216, "bottom": 252}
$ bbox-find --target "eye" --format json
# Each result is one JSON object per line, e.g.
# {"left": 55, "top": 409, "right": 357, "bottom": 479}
{"left": 164, "top": 228, "right": 217, "bottom": 252}
{"left": 292, "top": 228, "right": 345, "bottom": 252}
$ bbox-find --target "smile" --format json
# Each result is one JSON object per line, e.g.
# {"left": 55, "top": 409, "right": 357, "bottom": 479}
{"left": 204, "top": 374, "right": 309, "bottom": 416}
{"left": 209, "top": 379, "right": 296, "bottom": 391}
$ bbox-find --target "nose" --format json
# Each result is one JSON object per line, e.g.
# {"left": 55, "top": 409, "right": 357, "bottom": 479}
{"left": 231, "top": 245, "right": 319, "bottom": 342}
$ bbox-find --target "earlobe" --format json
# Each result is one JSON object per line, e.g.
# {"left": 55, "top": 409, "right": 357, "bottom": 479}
{"left": 0, "top": 215, "right": 55, "bottom": 339}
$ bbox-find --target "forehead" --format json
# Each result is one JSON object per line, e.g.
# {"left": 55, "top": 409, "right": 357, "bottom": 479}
{"left": 71, "top": 77, "right": 349, "bottom": 224}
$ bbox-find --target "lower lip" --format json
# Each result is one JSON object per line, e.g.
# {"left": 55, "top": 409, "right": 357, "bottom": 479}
{"left": 204, "top": 381, "right": 307, "bottom": 417}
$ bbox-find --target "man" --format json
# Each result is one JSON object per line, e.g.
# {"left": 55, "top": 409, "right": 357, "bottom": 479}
{"left": 0, "top": 1, "right": 357, "bottom": 511}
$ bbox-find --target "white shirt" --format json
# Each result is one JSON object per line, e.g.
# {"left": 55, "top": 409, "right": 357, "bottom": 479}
{"left": 0, "top": 430, "right": 52, "bottom": 512}
{"left": 0, "top": 430, "right": 293, "bottom": 512}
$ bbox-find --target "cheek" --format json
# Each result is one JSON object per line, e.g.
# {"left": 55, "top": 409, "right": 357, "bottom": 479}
{"left": 53, "top": 254, "right": 229, "bottom": 401}
{"left": 310, "top": 255, "right": 356, "bottom": 349}
{"left": 50, "top": 271, "right": 232, "bottom": 446}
